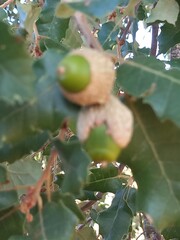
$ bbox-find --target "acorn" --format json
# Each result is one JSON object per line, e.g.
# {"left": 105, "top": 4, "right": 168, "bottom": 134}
{"left": 77, "top": 95, "right": 134, "bottom": 162}
{"left": 57, "top": 48, "right": 115, "bottom": 106}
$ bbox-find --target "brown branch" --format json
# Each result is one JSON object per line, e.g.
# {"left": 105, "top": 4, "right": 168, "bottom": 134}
{"left": 74, "top": 11, "right": 103, "bottom": 51}
{"left": 150, "top": 23, "right": 159, "bottom": 56}
{"left": 81, "top": 192, "right": 103, "bottom": 212}
{"left": 0, "top": 0, "right": 13, "bottom": 8}
{"left": 141, "top": 213, "right": 164, "bottom": 240}
{"left": 120, "top": 18, "right": 132, "bottom": 42}
{"left": 20, "top": 149, "right": 58, "bottom": 222}
{"left": 117, "top": 18, "right": 132, "bottom": 63}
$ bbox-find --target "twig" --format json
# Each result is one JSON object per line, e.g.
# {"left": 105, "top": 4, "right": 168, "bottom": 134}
{"left": 81, "top": 192, "right": 103, "bottom": 212}
{"left": 150, "top": 23, "right": 159, "bottom": 56}
{"left": 139, "top": 213, "right": 147, "bottom": 239}
{"left": 120, "top": 18, "right": 132, "bottom": 42}
{"left": 143, "top": 214, "right": 163, "bottom": 240}
{"left": 0, "top": 0, "right": 13, "bottom": 8}
{"left": 20, "top": 149, "right": 58, "bottom": 222}
{"left": 117, "top": 17, "right": 132, "bottom": 63}
{"left": 77, "top": 217, "right": 92, "bottom": 230}
{"left": 74, "top": 12, "right": 103, "bottom": 51}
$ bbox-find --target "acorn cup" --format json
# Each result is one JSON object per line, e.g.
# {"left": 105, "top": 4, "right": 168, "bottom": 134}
{"left": 57, "top": 47, "right": 115, "bottom": 106}
{"left": 77, "top": 95, "right": 134, "bottom": 163}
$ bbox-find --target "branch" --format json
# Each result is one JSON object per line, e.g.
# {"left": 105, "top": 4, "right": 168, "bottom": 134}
{"left": 142, "top": 214, "right": 164, "bottom": 240}
{"left": 150, "top": 23, "right": 159, "bottom": 56}
{"left": 0, "top": 0, "right": 13, "bottom": 8}
{"left": 117, "top": 18, "right": 132, "bottom": 63}
{"left": 74, "top": 12, "right": 103, "bottom": 51}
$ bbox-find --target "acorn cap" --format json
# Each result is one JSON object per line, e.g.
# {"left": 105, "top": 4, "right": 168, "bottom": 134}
{"left": 77, "top": 95, "right": 134, "bottom": 148}
{"left": 60, "top": 47, "right": 115, "bottom": 106}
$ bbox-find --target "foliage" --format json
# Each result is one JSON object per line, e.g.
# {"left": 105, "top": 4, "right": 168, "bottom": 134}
{"left": 0, "top": 0, "right": 180, "bottom": 239}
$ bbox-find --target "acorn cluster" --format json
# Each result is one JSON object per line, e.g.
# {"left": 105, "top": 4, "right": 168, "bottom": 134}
{"left": 57, "top": 47, "right": 133, "bottom": 163}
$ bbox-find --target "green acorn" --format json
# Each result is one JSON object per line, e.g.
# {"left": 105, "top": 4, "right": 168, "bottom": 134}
{"left": 77, "top": 95, "right": 134, "bottom": 163}
{"left": 57, "top": 48, "right": 115, "bottom": 106}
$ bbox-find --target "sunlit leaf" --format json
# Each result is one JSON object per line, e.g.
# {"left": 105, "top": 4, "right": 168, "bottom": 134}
{"left": 116, "top": 56, "right": 180, "bottom": 126}
{"left": 146, "top": 0, "right": 179, "bottom": 25}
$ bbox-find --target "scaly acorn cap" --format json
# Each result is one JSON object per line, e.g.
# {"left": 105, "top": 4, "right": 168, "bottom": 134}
{"left": 59, "top": 47, "right": 115, "bottom": 106}
{"left": 77, "top": 95, "right": 134, "bottom": 148}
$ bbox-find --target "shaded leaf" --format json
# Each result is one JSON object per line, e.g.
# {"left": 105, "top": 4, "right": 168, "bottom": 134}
{"left": 162, "top": 222, "right": 180, "bottom": 239}
{"left": 1, "top": 158, "right": 42, "bottom": 196}
{"left": 60, "top": 0, "right": 120, "bottom": 18}
{"left": 57, "top": 193, "right": 84, "bottom": 221}
{"left": 16, "top": 2, "right": 42, "bottom": 34}
{"left": 98, "top": 21, "right": 119, "bottom": 50}
{"left": 0, "top": 49, "right": 80, "bottom": 163}
{"left": 0, "top": 130, "right": 49, "bottom": 163}
{"left": 0, "top": 191, "right": 18, "bottom": 211}
{"left": 54, "top": 139, "right": 90, "bottom": 196}
{"left": 158, "top": 13, "right": 180, "bottom": 54}
{"left": 0, "top": 208, "right": 25, "bottom": 240}
{"left": 37, "top": 0, "right": 70, "bottom": 43}
{"left": 55, "top": 2, "right": 75, "bottom": 19}
{"left": 28, "top": 201, "right": 78, "bottom": 240}
{"left": 0, "top": 8, "right": 7, "bottom": 21}
{"left": 116, "top": 56, "right": 180, "bottom": 126}
{"left": 118, "top": 101, "right": 180, "bottom": 230}
{"left": 0, "top": 165, "right": 7, "bottom": 183}
{"left": 8, "top": 236, "right": 30, "bottom": 240}
{"left": 74, "top": 227, "right": 97, "bottom": 240}
{"left": 84, "top": 164, "right": 125, "bottom": 193}
{"left": 146, "top": 0, "right": 179, "bottom": 25}
{"left": 0, "top": 22, "right": 35, "bottom": 103}
{"left": 61, "top": 18, "right": 83, "bottom": 49}
{"left": 94, "top": 187, "right": 136, "bottom": 240}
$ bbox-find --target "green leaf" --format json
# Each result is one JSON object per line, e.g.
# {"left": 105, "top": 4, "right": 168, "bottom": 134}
{"left": 61, "top": 18, "right": 83, "bottom": 49}
{"left": 55, "top": 2, "right": 75, "bottom": 19}
{"left": 146, "top": 0, "right": 179, "bottom": 25}
{"left": 37, "top": 0, "right": 70, "bottom": 43}
{"left": 0, "top": 22, "right": 35, "bottom": 104}
{"left": 0, "top": 130, "right": 49, "bottom": 163}
{"left": 54, "top": 139, "right": 90, "bottom": 196}
{"left": 0, "top": 49, "right": 80, "bottom": 163}
{"left": 0, "top": 208, "right": 25, "bottom": 240}
{"left": 94, "top": 187, "right": 136, "bottom": 240}
{"left": 56, "top": 193, "right": 84, "bottom": 221}
{"left": 28, "top": 201, "right": 78, "bottom": 240}
{"left": 162, "top": 222, "right": 180, "bottom": 239}
{"left": 118, "top": 101, "right": 180, "bottom": 230}
{"left": 16, "top": 2, "right": 42, "bottom": 34}
{"left": 74, "top": 227, "right": 97, "bottom": 240}
{"left": 61, "top": 0, "right": 120, "bottom": 18}
{"left": 0, "top": 8, "right": 8, "bottom": 21}
{"left": 8, "top": 236, "right": 30, "bottom": 240}
{"left": 158, "top": 13, "right": 180, "bottom": 54}
{"left": 0, "top": 191, "right": 18, "bottom": 211}
{"left": 84, "top": 164, "right": 125, "bottom": 193}
{"left": 1, "top": 158, "right": 42, "bottom": 196}
{"left": 98, "top": 21, "right": 119, "bottom": 50}
{"left": 0, "top": 165, "right": 7, "bottom": 183}
{"left": 116, "top": 56, "right": 180, "bottom": 127}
